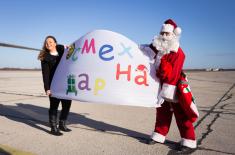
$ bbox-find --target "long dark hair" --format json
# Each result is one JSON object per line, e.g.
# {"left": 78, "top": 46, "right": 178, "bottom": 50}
{"left": 37, "top": 35, "right": 57, "bottom": 61}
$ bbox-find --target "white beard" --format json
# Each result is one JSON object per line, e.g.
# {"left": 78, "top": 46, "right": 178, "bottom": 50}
{"left": 152, "top": 33, "right": 180, "bottom": 55}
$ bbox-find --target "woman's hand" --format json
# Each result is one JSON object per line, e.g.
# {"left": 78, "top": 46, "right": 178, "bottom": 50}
{"left": 46, "top": 90, "right": 51, "bottom": 96}
{"left": 65, "top": 45, "right": 71, "bottom": 50}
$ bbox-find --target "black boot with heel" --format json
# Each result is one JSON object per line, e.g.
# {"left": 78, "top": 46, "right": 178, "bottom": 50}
{"left": 49, "top": 115, "right": 63, "bottom": 136}
{"left": 59, "top": 120, "right": 72, "bottom": 132}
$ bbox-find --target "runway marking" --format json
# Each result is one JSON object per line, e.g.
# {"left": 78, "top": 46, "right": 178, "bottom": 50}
{"left": 0, "top": 144, "right": 36, "bottom": 155}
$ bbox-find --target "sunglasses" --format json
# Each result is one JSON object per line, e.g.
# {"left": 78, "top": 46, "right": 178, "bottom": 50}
{"left": 160, "top": 32, "right": 171, "bottom": 36}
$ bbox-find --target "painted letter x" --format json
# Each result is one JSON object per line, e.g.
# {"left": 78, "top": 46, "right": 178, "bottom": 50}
{"left": 118, "top": 43, "right": 133, "bottom": 58}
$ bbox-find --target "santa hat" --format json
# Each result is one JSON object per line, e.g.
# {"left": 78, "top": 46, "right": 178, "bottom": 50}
{"left": 161, "top": 19, "right": 182, "bottom": 36}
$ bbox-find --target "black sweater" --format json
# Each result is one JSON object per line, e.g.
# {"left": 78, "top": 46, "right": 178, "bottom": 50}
{"left": 41, "top": 45, "right": 64, "bottom": 91}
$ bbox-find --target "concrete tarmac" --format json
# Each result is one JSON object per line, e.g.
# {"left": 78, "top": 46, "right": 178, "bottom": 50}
{"left": 0, "top": 70, "right": 234, "bottom": 155}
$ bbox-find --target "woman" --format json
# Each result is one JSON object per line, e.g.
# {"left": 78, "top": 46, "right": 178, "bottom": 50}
{"left": 38, "top": 36, "right": 72, "bottom": 136}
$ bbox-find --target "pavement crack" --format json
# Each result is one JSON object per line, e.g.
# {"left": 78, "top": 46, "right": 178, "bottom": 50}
{"left": 196, "top": 83, "right": 235, "bottom": 153}
{"left": 197, "top": 111, "right": 220, "bottom": 146}
{"left": 194, "top": 83, "right": 235, "bottom": 129}
{"left": 198, "top": 146, "right": 235, "bottom": 155}
{"left": 167, "top": 83, "right": 235, "bottom": 155}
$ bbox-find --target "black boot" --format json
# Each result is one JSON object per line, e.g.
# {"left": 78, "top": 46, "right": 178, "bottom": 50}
{"left": 49, "top": 115, "right": 63, "bottom": 136}
{"left": 146, "top": 139, "right": 160, "bottom": 145}
{"left": 59, "top": 120, "right": 72, "bottom": 132}
{"left": 175, "top": 144, "right": 197, "bottom": 154}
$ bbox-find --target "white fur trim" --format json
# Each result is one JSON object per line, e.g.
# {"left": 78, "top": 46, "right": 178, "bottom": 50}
{"left": 160, "top": 83, "right": 177, "bottom": 101}
{"left": 151, "top": 132, "right": 165, "bottom": 143}
{"left": 181, "top": 138, "right": 197, "bottom": 148}
{"left": 190, "top": 102, "right": 199, "bottom": 117}
{"left": 171, "top": 41, "right": 179, "bottom": 52}
{"left": 161, "top": 24, "right": 174, "bottom": 33}
{"left": 174, "top": 27, "right": 181, "bottom": 35}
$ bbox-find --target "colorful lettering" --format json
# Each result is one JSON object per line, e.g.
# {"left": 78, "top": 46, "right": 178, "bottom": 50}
{"left": 66, "top": 43, "right": 76, "bottom": 60}
{"left": 72, "top": 47, "right": 81, "bottom": 61}
{"left": 116, "top": 63, "right": 131, "bottom": 81}
{"left": 66, "top": 74, "right": 78, "bottom": 95}
{"left": 118, "top": 43, "right": 133, "bottom": 58}
{"left": 94, "top": 78, "right": 106, "bottom": 95}
{"left": 82, "top": 38, "right": 96, "bottom": 54}
{"left": 99, "top": 44, "right": 114, "bottom": 61}
{"left": 135, "top": 72, "right": 148, "bottom": 86}
{"left": 78, "top": 73, "right": 91, "bottom": 91}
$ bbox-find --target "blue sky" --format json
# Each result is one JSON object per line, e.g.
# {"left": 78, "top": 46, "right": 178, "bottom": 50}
{"left": 0, "top": 0, "right": 235, "bottom": 69}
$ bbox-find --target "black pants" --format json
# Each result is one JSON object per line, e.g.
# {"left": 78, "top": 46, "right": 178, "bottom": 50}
{"left": 49, "top": 97, "right": 72, "bottom": 121}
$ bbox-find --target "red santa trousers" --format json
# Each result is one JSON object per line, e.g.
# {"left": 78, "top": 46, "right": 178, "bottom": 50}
{"left": 152, "top": 101, "right": 197, "bottom": 148}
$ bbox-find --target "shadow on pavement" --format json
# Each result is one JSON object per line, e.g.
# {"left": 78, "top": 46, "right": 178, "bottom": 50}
{"left": 0, "top": 103, "right": 149, "bottom": 142}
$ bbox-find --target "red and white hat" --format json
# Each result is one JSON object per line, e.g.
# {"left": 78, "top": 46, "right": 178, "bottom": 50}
{"left": 161, "top": 19, "right": 182, "bottom": 36}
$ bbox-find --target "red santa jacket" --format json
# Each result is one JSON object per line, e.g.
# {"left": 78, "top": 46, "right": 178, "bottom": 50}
{"left": 155, "top": 46, "right": 185, "bottom": 102}
{"left": 143, "top": 44, "right": 198, "bottom": 121}
{"left": 139, "top": 44, "right": 185, "bottom": 102}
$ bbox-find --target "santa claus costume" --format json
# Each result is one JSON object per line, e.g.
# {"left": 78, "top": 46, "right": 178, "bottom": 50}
{"left": 141, "top": 19, "right": 198, "bottom": 151}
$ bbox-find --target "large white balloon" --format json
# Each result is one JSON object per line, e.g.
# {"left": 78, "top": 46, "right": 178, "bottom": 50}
{"left": 51, "top": 30, "right": 160, "bottom": 107}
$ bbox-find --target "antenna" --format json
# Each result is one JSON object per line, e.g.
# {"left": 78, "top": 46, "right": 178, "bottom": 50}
{"left": 0, "top": 42, "right": 41, "bottom": 51}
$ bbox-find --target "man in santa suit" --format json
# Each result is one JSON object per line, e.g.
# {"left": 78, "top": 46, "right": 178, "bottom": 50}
{"left": 141, "top": 19, "right": 197, "bottom": 152}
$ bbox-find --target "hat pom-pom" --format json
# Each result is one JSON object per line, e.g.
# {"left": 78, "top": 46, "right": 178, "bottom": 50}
{"left": 174, "top": 27, "right": 181, "bottom": 36}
